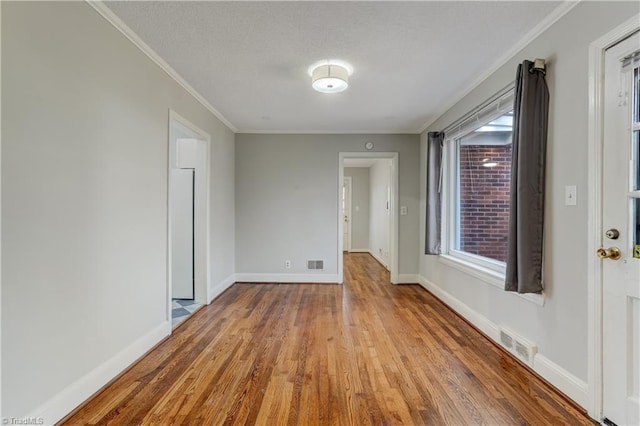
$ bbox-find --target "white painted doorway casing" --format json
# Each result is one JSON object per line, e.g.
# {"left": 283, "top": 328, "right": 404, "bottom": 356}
{"left": 343, "top": 176, "right": 352, "bottom": 252}
{"left": 339, "top": 152, "right": 399, "bottom": 284}
{"left": 601, "top": 31, "right": 640, "bottom": 426}
{"left": 167, "top": 111, "right": 211, "bottom": 325}
{"left": 587, "top": 14, "right": 640, "bottom": 423}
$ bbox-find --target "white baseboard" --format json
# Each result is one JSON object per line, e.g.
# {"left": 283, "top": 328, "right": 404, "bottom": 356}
{"left": 533, "top": 354, "right": 588, "bottom": 408}
{"left": 367, "top": 250, "right": 389, "bottom": 269}
{"left": 348, "top": 249, "right": 369, "bottom": 253}
{"left": 417, "top": 275, "right": 588, "bottom": 409}
{"left": 235, "top": 273, "right": 340, "bottom": 284}
{"left": 418, "top": 276, "right": 500, "bottom": 341}
{"left": 208, "top": 273, "right": 236, "bottom": 303}
{"left": 397, "top": 274, "right": 420, "bottom": 284}
{"left": 28, "top": 321, "right": 171, "bottom": 425}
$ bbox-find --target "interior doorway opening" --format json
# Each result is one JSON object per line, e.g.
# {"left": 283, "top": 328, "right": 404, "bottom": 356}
{"left": 342, "top": 176, "right": 352, "bottom": 252}
{"left": 168, "top": 111, "right": 211, "bottom": 328}
{"left": 338, "top": 152, "right": 399, "bottom": 283}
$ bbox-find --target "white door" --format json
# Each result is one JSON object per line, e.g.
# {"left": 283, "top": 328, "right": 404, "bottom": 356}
{"left": 343, "top": 177, "right": 352, "bottom": 252}
{"left": 602, "top": 31, "right": 640, "bottom": 426}
{"left": 171, "top": 168, "right": 195, "bottom": 300}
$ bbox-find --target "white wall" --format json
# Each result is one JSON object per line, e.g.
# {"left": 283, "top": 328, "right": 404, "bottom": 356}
{"left": 369, "top": 160, "right": 392, "bottom": 267}
{"left": 1, "top": 2, "right": 235, "bottom": 421}
{"left": 344, "top": 167, "right": 370, "bottom": 250}
{"left": 418, "top": 1, "right": 639, "bottom": 407}
{"left": 235, "top": 134, "right": 419, "bottom": 279}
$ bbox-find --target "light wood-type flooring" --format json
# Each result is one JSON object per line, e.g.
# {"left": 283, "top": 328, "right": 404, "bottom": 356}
{"left": 63, "top": 253, "right": 595, "bottom": 425}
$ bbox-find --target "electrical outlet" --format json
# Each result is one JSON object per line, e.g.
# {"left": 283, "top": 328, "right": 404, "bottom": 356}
{"left": 400, "top": 205, "right": 407, "bottom": 215}
{"left": 285, "top": 260, "right": 291, "bottom": 269}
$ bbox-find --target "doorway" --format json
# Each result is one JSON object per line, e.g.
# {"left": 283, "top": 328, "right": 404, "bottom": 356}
{"left": 343, "top": 177, "right": 352, "bottom": 252}
{"left": 168, "top": 111, "right": 211, "bottom": 328}
{"left": 338, "top": 152, "right": 399, "bottom": 283}
{"left": 588, "top": 17, "right": 640, "bottom": 424}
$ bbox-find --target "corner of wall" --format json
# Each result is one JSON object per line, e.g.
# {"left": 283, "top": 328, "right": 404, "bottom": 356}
{"left": 208, "top": 274, "right": 236, "bottom": 303}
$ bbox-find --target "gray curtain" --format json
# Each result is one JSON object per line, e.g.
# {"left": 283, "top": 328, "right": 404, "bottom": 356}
{"left": 505, "top": 60, "right": 549, "bottom": 293}
{"left": 426, "top": 131, "right": 444, "bottom": 254}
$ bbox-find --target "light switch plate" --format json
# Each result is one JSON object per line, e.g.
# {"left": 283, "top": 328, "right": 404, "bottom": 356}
{"left": 565, "top": 185, "right": 577, "bottom": 206}
{"left": 400, "top": 206, "right": 407, "bottom": 215}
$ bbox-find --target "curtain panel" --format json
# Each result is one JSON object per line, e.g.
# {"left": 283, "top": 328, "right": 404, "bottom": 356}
{"left": 505, "top": 60, "right": 549, "bottom": 294}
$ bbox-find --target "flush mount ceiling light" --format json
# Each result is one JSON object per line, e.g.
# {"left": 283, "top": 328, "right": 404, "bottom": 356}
{"left": 309, "top": 61, "right": 353, "bottom": 94}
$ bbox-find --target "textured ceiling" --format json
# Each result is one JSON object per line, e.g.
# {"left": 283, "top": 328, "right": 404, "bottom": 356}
{"left": 105, "top": 1, "right": 562, "bottom": 134}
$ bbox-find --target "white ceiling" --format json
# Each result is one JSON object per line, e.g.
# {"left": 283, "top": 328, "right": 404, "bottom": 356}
{"left": 105, "top": 1, "right": 563, "bottom": 134}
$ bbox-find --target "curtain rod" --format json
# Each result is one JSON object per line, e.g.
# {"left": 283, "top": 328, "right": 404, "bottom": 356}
{"left": 532, "top": 58, "right": 546, "bottom": 74}
{"left": 440, "top": 58, "right": 547, "bottom": 135}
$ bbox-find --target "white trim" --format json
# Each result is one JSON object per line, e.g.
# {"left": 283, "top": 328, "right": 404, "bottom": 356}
{"left": 27, "top": 321, "right": 171, "bottom": 425}
{"left": 234, "top": 273, "right": 340, "bottom": 284}
{"left": 0, "top": 1, "right": 3, "bottom": 418}
{"left": 397, "top": 274, "right": 420, "bottom": 284}
{"left": 418, "top": 275, "right": 588, "bottom": 409}
{"left": 207, "top": 274, "right": 236, "bottom": 304}
{"left": 534, "top": 354, "right": 589, "bottom": 409}
{"left": 438, "top": 255, "right": 545, "bottom": 306}
{"left": 587, "top": 14, "right": 640, "bottom": 421}
{"left": 339, "top": 152, "right": 399, "bottom": 284}
{"left": 368, "top": 249, "right": 388, "bottom": 269}
{"left": 417, "top": 1, "right": 579, "bottom": 133}
{"left": 238, "top": 129, "right": 419, "bottom": 135}
{"left": 418, "top": 276, "right": 500, "bottom": 341}
{"left": 348, "top": 249, "right": 370, "bottom": 253}
{"left": 86, "top": 1, "right": 237, "bottom": 133}
{"left": 167, "top": 111, "right": 212, "bottom": 324}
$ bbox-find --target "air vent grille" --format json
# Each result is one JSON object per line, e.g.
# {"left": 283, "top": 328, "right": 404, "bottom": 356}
{"left": 307, "top": 260, "right": 324, "bottom": 270}
{"left": 500, "top": 330, "right": 514, "bottom": 349}
{"left": 499, "top": 327, "right": 537, "bottom": 367}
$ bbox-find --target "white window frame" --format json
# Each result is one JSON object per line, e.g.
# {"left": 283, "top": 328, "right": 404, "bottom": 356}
{"left": 440, "top": 87, "right": 519, "bottom": 282}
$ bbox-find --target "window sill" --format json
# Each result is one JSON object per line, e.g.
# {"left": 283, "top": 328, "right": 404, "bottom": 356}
{"left": 438, "top": 254, "right": 545, "bottom": 306}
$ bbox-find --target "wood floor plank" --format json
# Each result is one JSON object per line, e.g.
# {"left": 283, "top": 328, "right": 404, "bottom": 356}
{"left": 62, "top": 253, "right": 595, "bottom": 425}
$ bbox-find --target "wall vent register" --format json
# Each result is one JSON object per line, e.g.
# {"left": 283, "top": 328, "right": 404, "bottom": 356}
{"left": 307, "top": 260, "right": 324, "bottom": 270}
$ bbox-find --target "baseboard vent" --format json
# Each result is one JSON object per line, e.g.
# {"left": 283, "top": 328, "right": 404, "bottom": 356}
{"left": 500, "top": 330, "right": 514, "bottom": 349}
{"left": 307, "top": 260, "right": 324, "bottom": 270}
{"left": 499, "top": 327, "right": 537, "bottom": 367}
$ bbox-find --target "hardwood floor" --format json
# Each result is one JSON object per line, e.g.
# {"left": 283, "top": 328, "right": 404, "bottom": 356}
{"left": 63, "top": 253, "right": 594, "bottom": 425}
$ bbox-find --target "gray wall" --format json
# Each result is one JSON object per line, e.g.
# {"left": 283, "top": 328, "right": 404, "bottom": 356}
{"left": 236, "top": 134, "right": 420, "bottom": 277}
{"left": 344, "top": 167, "right": 370, "bottom": 250}
{"left": 419, "top": 1, "right": 638, "bottom": 384}
{"left": 2, "top": 2, "right": 235, "bottom": 419}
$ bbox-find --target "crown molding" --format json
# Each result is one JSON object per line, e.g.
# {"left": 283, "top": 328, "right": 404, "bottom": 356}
{"left": 86, "top": 1, "right": 238, "bottom": 133}
{"left": 237, "top": 129, "right": 419, "bottom": 135}
{"left": 416, "top": 0, "right": 581, "bottom": 134}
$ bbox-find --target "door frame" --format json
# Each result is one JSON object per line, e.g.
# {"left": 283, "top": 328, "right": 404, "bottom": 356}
{"left": 338, "top": 152, "right": 399, "bottom": 284}
{"left": 167, "top": 110, "right": 211, "bottom": 326}
{"left": 587, "top": 14, "right": 640, "bottom": 420}
{"left": 343, "top": 176, "right": 353, "bottom": 252}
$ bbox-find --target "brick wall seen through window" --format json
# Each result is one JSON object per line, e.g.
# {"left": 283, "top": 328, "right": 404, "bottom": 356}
{"left": 457, "top": 140, "right": 512, "bottom": 262}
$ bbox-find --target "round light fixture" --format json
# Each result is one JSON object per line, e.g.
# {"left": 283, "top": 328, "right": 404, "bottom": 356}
{"left": 311, "top": 63, "right": 349, "bottom": 93}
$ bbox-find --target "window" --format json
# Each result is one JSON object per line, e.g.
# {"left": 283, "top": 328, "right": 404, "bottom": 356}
{"left": 442, "top": 88, "right": 514, "bottom": 275}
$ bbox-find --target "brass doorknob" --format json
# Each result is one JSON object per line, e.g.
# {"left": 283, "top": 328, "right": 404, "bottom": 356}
{"left": 597, "top": 247, "right": 621, "bottom": 260}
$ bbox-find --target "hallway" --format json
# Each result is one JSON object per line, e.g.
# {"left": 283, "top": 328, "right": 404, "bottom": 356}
{"left": 63, "top": 253, "right": 593, "bottom": 425}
